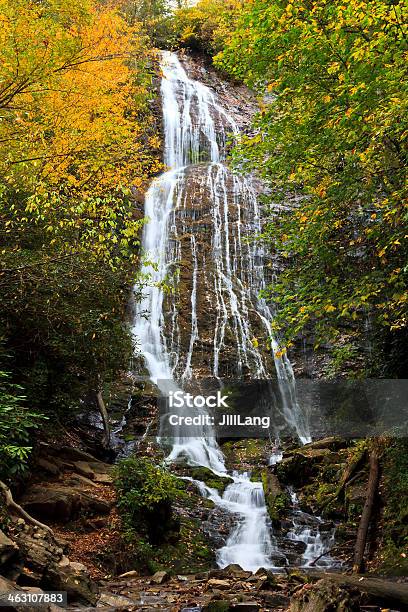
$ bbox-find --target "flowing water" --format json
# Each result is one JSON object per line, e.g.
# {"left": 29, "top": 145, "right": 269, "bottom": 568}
{"left": 132, "top": 51, "right": 331, "bottom": 571}
{"left": 287, "top": 490, "right": 339, "bottom": 569}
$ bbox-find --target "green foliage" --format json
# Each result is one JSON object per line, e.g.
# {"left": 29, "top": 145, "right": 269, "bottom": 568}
{"left": 0, "top": 249, "right": 142, "bottom": 416}
{"left": 119, "top": 0, "right": 176, "bottom": 47}
{"left": 115, "top": 457, "right": 179, "bottom": 544}
{"left": 173, "top": 0, "right": 242, "bottom": 55}
{"left": 0, "top": 370, "right": 45, "bottom": 478}
{"left": 381, "top": 439, "right": 408, "bottom": 562}
{"left": 212, "top": 0, "right": 407, "bottom": 369}
{"left": 115, "top": 457, "right": 178, "bottom": 513}
{"left": 324, "top": 343, "right": 360, "bottom": 378}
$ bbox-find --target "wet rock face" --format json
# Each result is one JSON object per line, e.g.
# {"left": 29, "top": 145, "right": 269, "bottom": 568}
{"left": 162, "top": 162, "right": 275, "bottom": 380}
{"left": 179, "top": 52, "right": 259, "bottom": 136}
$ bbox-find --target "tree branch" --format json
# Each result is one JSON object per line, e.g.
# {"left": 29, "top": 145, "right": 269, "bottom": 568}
{"left": 0, "top": 480, "right": 54, "bottom": 535}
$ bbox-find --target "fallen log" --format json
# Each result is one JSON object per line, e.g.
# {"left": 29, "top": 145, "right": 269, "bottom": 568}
{"left": 353, "top": 448, "right": 380, "bottom": 573}
{"left": 306, "top": 570, "right": 408, "bottom": 609}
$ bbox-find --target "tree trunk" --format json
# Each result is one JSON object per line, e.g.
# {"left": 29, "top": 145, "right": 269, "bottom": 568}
{"left": 353, "top": 448, "right": 379, "bottom": 573}
{"left": 95, "top": 389, "right": 110, "bottom": 449}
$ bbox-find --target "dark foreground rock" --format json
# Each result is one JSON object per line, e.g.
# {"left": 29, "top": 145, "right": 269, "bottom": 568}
{"left": 0, "top": 520, "right": 98, "bottom": 605}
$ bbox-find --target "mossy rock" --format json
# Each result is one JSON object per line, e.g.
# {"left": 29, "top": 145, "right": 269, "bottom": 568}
{"left": 290, "top": 578, "right": 358, "bottom": 611}
{"left": 221, "top": 438, "right": 269, "bottom": 471}
{"left": 130, "top": 514, "right": 215, "bottom": 576}
{"left": 250, "top": 469, "right": 262, "bottom": 482}
{"left": 276, "top": 449, "right": 334, "bottom": 487}
{"left": 189, "top": 466, "right": 233, "bottom": 494}
{"left": 261, "top": 469, "right": 290, "bottom": 524}
{"left": 302, "top": 437, "right": 350, "bottom": 452}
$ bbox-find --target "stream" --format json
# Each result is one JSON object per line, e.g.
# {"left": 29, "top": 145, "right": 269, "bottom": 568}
{"left": 132, "top": 51, "right": 336, "bottom": 572}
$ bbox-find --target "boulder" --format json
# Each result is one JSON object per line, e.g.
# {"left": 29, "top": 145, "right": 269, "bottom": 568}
{"left": 264, "top": 593, "right": 290, "bottom": 607}
{"left": 72, "top": 461, "right": 95, "bottom": 480}
{"left": 65, "top": 474, "right": 99, "bottom": 489}
{"left": 290, "top": 579, "right": 359, "bottom": 612}
{"left": 4, "top": 520, "right": 97, "bottom": 605}
{"left": 14, "top": 528, "right": 64, "bottom": 584}
{"left": 0, "top": 530, "right": 19, "bottom": 566}
{"left": 72, "top": 461, "right": 113, "bottom": 484}
{"left": 36, "top": 458, "right": 60, "bottom": 477}
{"left": 57, "top": 446, "right": 102, "bottom": 463}
{"left": 0, "top": 578, "right": 32, "bottom": 612}
{"left": 276, "top": 450, "right": 333, "bottom": 487}
{"left": 151, "top": 570, "right": 170, "bottom": 584}
{"left": 203, "top": 602, "right": 230, "bottom": 612}
{"left": 303, "top": 437, "right": 348, "bottom": 452}
{"left": 45, "top": 557, "right": 98, "bottom": 604}
{"left": 118, "top": 570, "right": 139, "bottom": 579}
{"left": 0, "top": 574, "right": 17, "bottom": 598}
{"left": 20, "top": 485, "right": 111, "bottom": 522}
{"left": 207, "top": 579, "right": 231, "bottom": 589}
{"left": 282, "top": 539, "right": 307, "bottom": 556}
{"left": 222, "top": 564, "right": 251, "bottom": 579}
{"left": 0, "top": 577, "right": 65, "bottom": 611}
{"left": 97, "top": 592, "right": 134, "bottom": 607}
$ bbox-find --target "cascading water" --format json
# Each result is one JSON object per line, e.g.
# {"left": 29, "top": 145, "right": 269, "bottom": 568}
{"left": 287, "top": 490, "right": 339, "bottom": 569}
{"left": 132, "top": 51, "right": 318, "bottom": 571}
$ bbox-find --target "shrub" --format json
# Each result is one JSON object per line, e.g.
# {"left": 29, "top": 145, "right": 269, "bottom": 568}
{"left": 115, "top": 457, "right": 179, "bottom": 545}
{"left": 0, "top": 370, "right": 45, "bottom": 478}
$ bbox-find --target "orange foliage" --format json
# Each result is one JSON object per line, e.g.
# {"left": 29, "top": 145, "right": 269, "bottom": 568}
{"left": 0, "top": 0, "right": 162, "bottom": 197}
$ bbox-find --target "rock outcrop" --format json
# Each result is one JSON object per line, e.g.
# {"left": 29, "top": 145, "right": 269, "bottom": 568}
{"left": 0, "top": 520, "right": 97, "bottom": 604}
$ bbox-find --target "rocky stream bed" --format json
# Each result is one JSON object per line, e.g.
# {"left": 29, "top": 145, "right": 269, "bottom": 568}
{"left": 1, "top": 423, "right": 408, "bottom": 611}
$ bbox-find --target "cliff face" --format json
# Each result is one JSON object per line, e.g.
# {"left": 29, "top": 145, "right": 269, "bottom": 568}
{"left": 150, "top": 52, "right": 279, "bottom": 382}
{"left": 172, "top": 53, "right": 345, "bottom": 382}
{"left": 162, "top": 162, "right": 275, "bottom": 380}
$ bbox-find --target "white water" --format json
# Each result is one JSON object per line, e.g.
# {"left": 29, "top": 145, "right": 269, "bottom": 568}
{"left": 182, "top": 473, "right": 281, "bottom": 572}
{"left": 288, "top": 491, "right": 338, "bottom": 569}
{"left": 132, "top": 51, "right": 313, "bottom": 571}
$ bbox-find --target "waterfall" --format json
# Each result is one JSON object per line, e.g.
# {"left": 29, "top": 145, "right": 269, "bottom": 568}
{"left": 132, "top": 51, "right": 312, "bottom": 571}
{"left": 287, "top": 490, "right": 339, "bottom": 569}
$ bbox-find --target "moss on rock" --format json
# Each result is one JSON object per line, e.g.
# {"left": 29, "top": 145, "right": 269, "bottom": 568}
{"left": 261, "top": 470, "right": 290, "bottom": 524}
{"left": 222, "top": 438, "right": 269, "bottom": 472}
{"left": 189, "top": 466, "right": 233, "bottom": 494}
